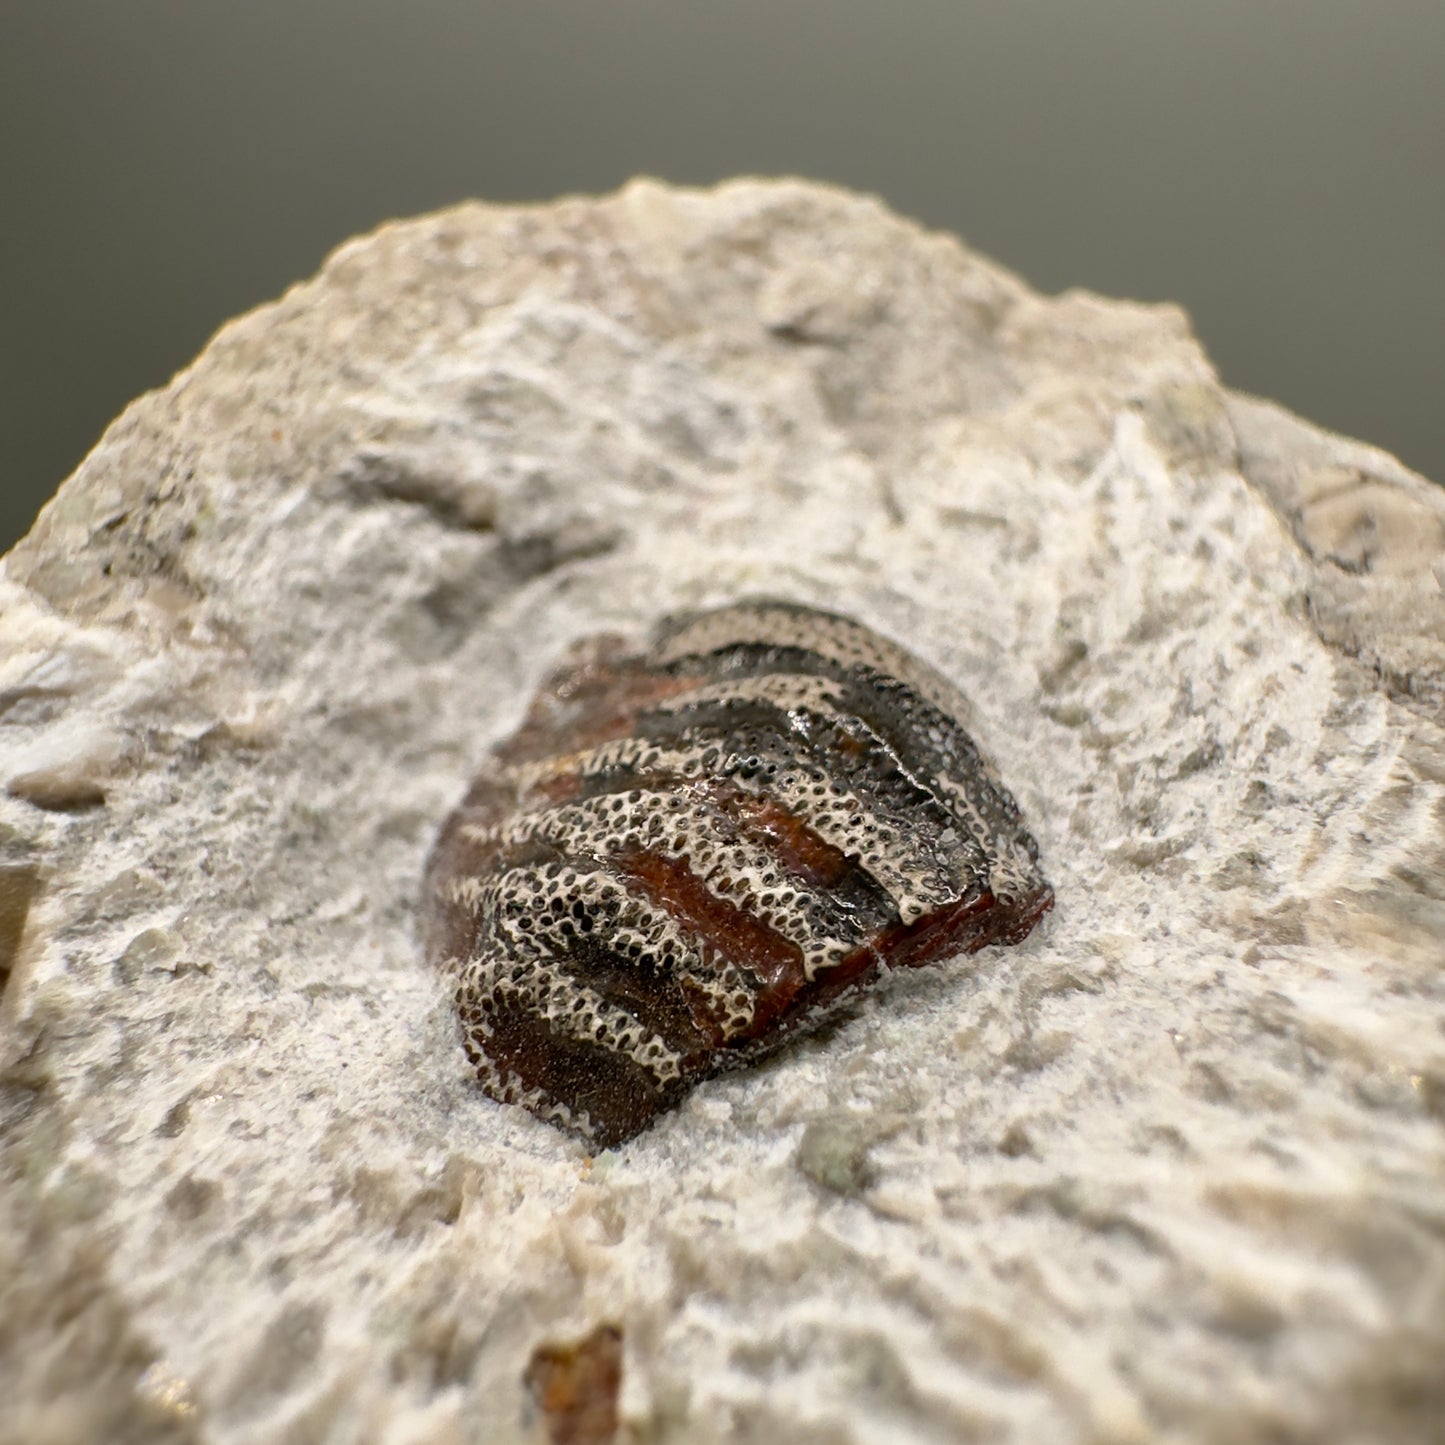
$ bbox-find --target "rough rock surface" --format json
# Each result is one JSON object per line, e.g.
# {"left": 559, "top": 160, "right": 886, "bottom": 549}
{"left": 1, "top": 178, "right": 1442, "bottom": 1445}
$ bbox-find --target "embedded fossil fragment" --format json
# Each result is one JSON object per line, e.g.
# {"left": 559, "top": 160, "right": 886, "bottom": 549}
{"left": 524, "top": 1323, "right": 623, "bottom": 1445}
{"left": 424, "top": 600, "right": 1053, "bottom": 1147}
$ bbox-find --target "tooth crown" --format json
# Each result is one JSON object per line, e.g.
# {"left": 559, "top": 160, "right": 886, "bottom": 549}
{"left": 424, "top": 599, "right": 1053, "bottom": 1148}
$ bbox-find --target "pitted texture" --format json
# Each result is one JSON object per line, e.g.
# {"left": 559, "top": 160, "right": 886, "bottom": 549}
{"left": 425, "top": 599, "right": 1053, "bottom": 1146}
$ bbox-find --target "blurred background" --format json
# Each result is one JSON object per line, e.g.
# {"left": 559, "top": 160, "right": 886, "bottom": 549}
{"left": 3, "top": 1, "right": 1442, "bottom": 553}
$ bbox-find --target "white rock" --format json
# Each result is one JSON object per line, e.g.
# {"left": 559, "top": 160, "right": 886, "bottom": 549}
{"left": 1, "top": 178, "right": 1442, "bottom": 1444}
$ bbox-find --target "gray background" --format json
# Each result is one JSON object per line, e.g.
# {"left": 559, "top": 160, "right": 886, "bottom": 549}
{"left": 3, "top": 1, "right": 1442, "bottom": 554}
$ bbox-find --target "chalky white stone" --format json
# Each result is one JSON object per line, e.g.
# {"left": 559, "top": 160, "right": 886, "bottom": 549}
{"left": 1, "top": 179, "right": 1442, "bottom": 1442}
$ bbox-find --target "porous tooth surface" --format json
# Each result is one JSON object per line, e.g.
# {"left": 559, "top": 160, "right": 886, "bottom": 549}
{"left": 424, "top": 599, "right": 1053, "bottom": 1148}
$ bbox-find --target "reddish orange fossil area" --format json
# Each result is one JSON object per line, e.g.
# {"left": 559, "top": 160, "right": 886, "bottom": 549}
{"left": 425, "top": 599, "right": 1052, "bottom": 1147}
{"left": 524, "top": 1323, "right": 623, "bottom": 1445}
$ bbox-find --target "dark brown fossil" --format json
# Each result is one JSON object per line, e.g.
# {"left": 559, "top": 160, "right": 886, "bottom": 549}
{"left": 425, "top": 600, "right": 1052, "bottom": 1147}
